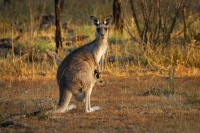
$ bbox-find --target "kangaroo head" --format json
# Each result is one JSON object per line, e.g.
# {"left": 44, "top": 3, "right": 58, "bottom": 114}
{"left": 96, "top": 77, "right": 105, "bottom": 87}
{"left": 94, "top": 69, "right": 105, "bottom": 87}
{"left": 90, "top": 15, "right": 112, "bottom": 39}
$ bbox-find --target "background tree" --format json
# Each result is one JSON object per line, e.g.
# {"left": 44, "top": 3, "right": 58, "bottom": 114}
{"left": 60, "top": 0, "right": 65, "bottom": 11}
{"left": 55, "top": 0, "right": 63, "bottom": 53}
{"left": 127, "top": 0, "right": 200, "bottom": 50}
{"left": 113, "top": 0, "right": 124, "bottom": 33}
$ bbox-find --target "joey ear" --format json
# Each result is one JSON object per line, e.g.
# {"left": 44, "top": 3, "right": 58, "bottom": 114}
{"left": 90, "top": 16, "right": 99, "bottom": 26}
{"left": 103, "top": 15, "right": 112, "bottom": 25}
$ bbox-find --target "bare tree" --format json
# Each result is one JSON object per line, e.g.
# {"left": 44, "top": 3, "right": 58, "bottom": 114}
{"left": 55, "top": 0, "right": 63, "bottom": 53}
{"left": 113, "top": 0, "right": 124, "bottom": 33}
{"left": 128, "top": 0, "right": 185, "bottom": 50}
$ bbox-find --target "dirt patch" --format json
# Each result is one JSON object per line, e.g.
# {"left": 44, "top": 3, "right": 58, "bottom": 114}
{"left": 0, "top": 75, "right": 200, "bottom": 132}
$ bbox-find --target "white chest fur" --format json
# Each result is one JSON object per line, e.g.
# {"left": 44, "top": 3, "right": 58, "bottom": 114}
{"left": 96, "top": 41, "right": 108, "bottom": 63}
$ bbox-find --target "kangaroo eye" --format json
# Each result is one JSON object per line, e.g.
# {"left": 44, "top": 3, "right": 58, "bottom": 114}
{"left": 104, "top": 27, "right": 108, "bottom": 31}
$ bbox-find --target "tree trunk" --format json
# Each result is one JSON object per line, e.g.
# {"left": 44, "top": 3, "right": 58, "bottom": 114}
{"left": 183, "top": 5, "right": 190, "bottom": 47}
{"left": 129, "top": 0, "right": 141, "bottom": 35}
{"left": 60, "top": 0, "right": 65, "bottom": 11}
{"left": 55, "top": 0, "right": 63, "bottom": 53}
{"left": 113, "top": 0, "right": 124, "bottom": 33}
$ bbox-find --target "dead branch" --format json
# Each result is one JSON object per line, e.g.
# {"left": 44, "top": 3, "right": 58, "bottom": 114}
{"left": 45, "top": 49, "right": 61, "bottom": 66}
{"left": 129, "top": 0, "right": 141, "bottom": 35}
{"left": 163, "top": 0, "right": 184, "bottom": 43}
{"left": 1, "top": 120, "right": 34, "bottom": 128}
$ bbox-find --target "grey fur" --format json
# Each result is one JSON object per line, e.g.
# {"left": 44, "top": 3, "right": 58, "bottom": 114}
{"left": 53, "top": 16, "right": 112, "bottom": 113}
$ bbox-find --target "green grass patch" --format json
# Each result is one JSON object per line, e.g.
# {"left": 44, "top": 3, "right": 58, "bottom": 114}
{"left": 186, "top": 94, "right": 200, "bottom": 105}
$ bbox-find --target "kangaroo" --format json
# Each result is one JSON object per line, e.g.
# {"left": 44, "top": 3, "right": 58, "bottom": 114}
{"left": 6, "top": 54, "right": 105, "bottom": 119}
{"left": 6, "top": 16, "right": 111, "bottom": 119}
{"left": 54, "top": 15, "right": 112, "bottom": 113}
{"left": 7, "top": 51, "right": 105, "bottom": 119}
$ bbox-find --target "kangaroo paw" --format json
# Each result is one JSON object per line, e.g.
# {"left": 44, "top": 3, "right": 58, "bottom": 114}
{"left": 86, "top": 106, "right": 101, "bottom": 113}
{"left": 66, "top": 104, "right": 77, "bottom": 112}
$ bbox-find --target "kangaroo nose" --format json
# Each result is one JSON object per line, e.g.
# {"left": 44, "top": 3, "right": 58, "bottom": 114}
{"left": 101, "top": 34, "right": 105, "bottom": 39}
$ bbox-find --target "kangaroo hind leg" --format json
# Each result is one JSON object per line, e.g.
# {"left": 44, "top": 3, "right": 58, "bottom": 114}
{"left": 85, "top": 85, "right": 100, "bottom": 113}
{"left": 52, "top": 89, "right": 76, "bottom": 113}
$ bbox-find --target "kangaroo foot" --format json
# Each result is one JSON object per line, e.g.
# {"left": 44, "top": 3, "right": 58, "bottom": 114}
{"left": 66, "top": 104, "right": 77, "bottom": 112}
{"left": 86, "top": 106, "right": 101, "bottom": 113}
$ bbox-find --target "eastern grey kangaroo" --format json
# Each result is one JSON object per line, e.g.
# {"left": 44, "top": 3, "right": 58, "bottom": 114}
{"left": 54, "top": 15, "right": 112, "bottom": 113}
{"left": 6, "top": 16, "right": 112, "bottom": 119}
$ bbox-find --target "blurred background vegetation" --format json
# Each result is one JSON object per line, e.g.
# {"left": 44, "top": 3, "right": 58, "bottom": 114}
{"left": 0, "top": 0, "right": 113, "bottom": 24}
{"left": 0, "top": 0, "right": 200, "bottom": 77}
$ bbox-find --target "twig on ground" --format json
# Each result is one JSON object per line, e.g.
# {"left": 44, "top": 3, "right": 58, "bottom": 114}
{"left": 1, "top": 120, "right": 34, "bottom": 128}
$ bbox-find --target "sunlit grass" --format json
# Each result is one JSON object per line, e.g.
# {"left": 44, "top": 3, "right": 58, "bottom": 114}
{"left": 0, "top": 20, "right": 200, "bottom": 78}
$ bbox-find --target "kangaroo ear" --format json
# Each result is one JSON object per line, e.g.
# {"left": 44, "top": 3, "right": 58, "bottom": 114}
{"left": 90, "top": 16, "right": 99, "bottom": 26}
{"left": 103, "top": 15, "right": 112, "bottom": 25}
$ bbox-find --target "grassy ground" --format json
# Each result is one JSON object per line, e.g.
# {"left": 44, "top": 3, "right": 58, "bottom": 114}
{"left": 0, "top": 75, "right": 199, "bottom": 132}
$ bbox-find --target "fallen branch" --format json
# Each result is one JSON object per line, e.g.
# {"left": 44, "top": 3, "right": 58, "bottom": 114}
{"left": 45, "top": 49, "right": 61, "bottom": 66}
{"left": 0, "top": 35, "right": 23, "bottom": 55}
{"left": 1, "top": 120, "right": 34, "bottom": 128}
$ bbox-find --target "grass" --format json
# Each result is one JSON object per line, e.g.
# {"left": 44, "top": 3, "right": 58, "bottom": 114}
{"left": 186, "top": 94, "right": 200, "bottom": 104}
{"left": 0, "top": 13, "right": 200, "bottom": 77}
{"left": 36, "top": 110, "right": 51, "bottom": 121}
